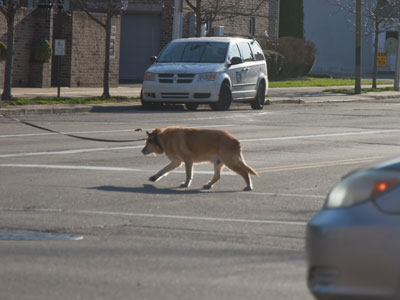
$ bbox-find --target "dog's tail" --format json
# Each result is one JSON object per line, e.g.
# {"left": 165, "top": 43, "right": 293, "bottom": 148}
{"left": 237, "top": 158, "right": 258, "bottom": 176}
{"left": 243, "top": 163, "right": 258, "bottom": 176}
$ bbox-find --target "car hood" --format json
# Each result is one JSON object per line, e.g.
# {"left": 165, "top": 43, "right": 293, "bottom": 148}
{"left": 147, "top": 63, "right": 226, "bottom": 74}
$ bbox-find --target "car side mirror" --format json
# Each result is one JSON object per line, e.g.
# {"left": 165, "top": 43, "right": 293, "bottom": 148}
{"left": 150, "top": 56, "right": 157, "bottom": 64}
{"left": 229, "top": 56, "right": 243, "bottom": 66}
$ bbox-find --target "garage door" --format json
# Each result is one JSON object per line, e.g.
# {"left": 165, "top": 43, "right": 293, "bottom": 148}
{"left": 119, "top": 14, "right": 161, "bottom": 82}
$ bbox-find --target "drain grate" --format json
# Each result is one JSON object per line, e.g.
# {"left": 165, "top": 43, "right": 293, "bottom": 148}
{"left": 0, "top": 231, "right": 83, "bottom": 241}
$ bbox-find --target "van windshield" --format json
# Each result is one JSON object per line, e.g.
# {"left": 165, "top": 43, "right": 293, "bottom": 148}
{"left": 157, "top": 41, "right": 228, "bottom": 63}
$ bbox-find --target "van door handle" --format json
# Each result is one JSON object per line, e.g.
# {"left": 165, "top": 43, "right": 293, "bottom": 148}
{"left": 242, "top": 67, "right": 250, "bottom": 71}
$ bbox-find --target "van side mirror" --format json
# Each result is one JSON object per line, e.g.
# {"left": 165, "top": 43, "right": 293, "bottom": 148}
{"left": 229, "top": 56, "right": 243, "bottom": 66}
{"left": 150, "top": 56, "right": 157, "bottom": 64}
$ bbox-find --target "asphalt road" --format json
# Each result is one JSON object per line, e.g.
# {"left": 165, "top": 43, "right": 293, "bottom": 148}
{"left": 2, "top": 100, "right": 400, "bottom": 300}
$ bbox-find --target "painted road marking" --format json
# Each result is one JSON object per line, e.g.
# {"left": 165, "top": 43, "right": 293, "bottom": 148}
{"left": 0, "top": 155, "right": 379, "bottom": 178}
{"left": 0, "top": 145, "right": 142, "bottom": 158}
{"left": 0, "top": 124, "right": 236, "bottom": 139}
{"left": 0, "top": 207, "right": 307, "bottom": 226}
{"left": 240, "top": 129, "right": 400, "bottom": 142}
{"left": 1, "top": 129, "right": 399, "bottom": 158}
{"left": 0, "top": 163, "right": 233, "bottom": 175}
{"left": 257, "top": 157, "right": 382, "bottom": 174}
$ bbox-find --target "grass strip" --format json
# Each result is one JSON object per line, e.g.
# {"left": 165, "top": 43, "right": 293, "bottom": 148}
{"left": 2, "top": 96, "right": 139, "bottom": 106}
{"left": 269, "top": 77, "right": 387, "bottom": 88}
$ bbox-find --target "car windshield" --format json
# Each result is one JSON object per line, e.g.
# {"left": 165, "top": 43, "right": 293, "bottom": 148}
{"left": 157, "top": 41, "right": 228, "bottom": 63}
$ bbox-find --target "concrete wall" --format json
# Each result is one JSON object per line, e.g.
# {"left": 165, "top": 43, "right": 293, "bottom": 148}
{"left": 304, "top": 0, "right": 373, "bottom": 77}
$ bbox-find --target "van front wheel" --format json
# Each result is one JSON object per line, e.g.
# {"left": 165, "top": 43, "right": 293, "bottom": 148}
{"left": 210, "top": 82, "right": 232, "bottom": 111}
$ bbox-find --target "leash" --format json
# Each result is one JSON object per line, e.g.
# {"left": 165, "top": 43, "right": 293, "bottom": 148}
{"left": 0, "top": 113, "right": 146, "bottom": 143}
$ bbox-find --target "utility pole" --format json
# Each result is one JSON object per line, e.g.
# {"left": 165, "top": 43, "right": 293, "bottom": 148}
{"left": 355, "top": 0, "right": 362, "bottom": 94}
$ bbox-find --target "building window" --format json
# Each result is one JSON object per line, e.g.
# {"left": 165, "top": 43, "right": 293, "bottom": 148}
{"left": 249, "top": 17, "right": 255, "bottom": 36}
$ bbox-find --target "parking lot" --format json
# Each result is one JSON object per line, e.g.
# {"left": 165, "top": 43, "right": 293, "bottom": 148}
{"left": 2, "top": 100, "right": 400, "bottom": 300}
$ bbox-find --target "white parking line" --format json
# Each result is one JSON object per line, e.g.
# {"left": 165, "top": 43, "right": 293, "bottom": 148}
{"left": 0, "top": 145, "right": 142, "bottom": 158}
{"left": 0, "top": 163, "right": 237, "bottom": 176}
{"left": 0, "top": 129, "right": 135, "bottom": 139}
{"left": 0, "top": 207, "right": 307, "bottom": 226}
{"left": 240, "top": 129, "right": 400, "bottom": 142}
{"left": 78, "top": 210, "right": 308, "bottom": 226}
{"left": 0, "top": 164, "right": 144, "bottom": 172}
{"left": 0, "top": 124, "right": 236, "bottom": 139}
{"left": 1, "top": 129, "right": 399, "bottom": 158}
{"left": 257, "top": 156, "right": 382, "bottom": 174}
{"left": 251, "top": 192, "right": 325, "bottom": 199}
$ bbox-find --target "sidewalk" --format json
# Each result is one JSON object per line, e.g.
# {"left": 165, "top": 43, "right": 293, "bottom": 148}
{"left": 1, "top": 84, "right": 400, "bottom": 115}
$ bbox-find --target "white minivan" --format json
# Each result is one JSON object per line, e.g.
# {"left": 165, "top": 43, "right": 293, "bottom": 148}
{"left": 141, "top": 37, "right": 268, "bottom": 111}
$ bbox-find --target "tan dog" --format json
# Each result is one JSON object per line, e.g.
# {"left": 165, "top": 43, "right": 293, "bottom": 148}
{"left": 141, "top": 126, "right": 258, "bottom": 190}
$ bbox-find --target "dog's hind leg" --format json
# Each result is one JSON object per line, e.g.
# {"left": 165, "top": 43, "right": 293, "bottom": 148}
{"left": 203, "top": 160, "right": 224, "bottom": 189}
{"left": 149, "top": 160, "right": 182, "bottom": 182}
{"left": 225, "top": 160, "right": 253, "bottom": 191}
{"left": 180, "top": 160, "right": 193, "bottom": 188}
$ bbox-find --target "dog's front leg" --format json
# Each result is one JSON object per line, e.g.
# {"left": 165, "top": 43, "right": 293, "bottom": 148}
{"left": 149, "top": 161, "right": 182, "bottom": 182}
{"left": 180, "top": 160, "right": 193, "bottom": 188}
{"left": 203, "top": 160, "right": 224, "bottom": 189}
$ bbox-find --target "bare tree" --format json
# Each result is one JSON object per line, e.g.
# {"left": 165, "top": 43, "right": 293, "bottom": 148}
{"left": 332, "top": 0, "right": 400, "bottom": 88}
{"left": 72, "top": 0, "right": 128, "bottom": 98}
{"left": 0, "top": 0, "right": 22, "bottom": 101}
{"left": 185, "top": 0, "right": 268, "bottom": 37}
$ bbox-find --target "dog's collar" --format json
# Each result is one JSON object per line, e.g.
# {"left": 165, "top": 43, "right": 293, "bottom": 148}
{"left": 153, "top": 133, "right": 163, "bottom": 151}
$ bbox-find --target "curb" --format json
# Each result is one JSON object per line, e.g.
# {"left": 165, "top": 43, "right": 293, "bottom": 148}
{"left": 1, "top": 93, "right": 400, "bottom": 116}
{"left": 0, "top": 102, "right": 142, "bottom": 116}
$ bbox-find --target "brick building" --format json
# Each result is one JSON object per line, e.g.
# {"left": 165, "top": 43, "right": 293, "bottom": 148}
{"left": 0, "top": 0, "right": 279, "bottom": 88}
{"left": 0, "top": 2, "right": 120, "bottom": 88}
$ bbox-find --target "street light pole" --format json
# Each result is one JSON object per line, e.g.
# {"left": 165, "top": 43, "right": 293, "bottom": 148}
{"left": 355, "top": 0, "right": 362, "bottom": 94}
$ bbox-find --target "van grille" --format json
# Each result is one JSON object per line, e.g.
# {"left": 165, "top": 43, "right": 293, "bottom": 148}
{"left": 161, "top": 93, "right": 190, "bottom": 99}
{"left": 158, "top": 73, "right": 195, "bottom": 84}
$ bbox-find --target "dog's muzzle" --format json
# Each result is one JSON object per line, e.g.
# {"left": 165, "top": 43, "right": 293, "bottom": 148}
{"left": 141, "top": 146, "right": 151, "bottom": 155}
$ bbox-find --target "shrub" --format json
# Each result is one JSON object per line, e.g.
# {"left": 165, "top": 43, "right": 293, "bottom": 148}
{"left": 263, "top": 37, "right": 316, "bottom": 79}
{"left": 0, "top": 42, "right": 7, "bottom": 62}
{"left": 32, "top": 40, "right": 52, "bottom": 63}
{"left": 263, "top": 50, "right": 284, "bottom": 81}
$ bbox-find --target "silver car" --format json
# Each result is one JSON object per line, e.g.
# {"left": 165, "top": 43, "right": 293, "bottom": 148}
{"left": 307, "top": 156, "right": 400, "bottom": 300}
{"left": 141, "top": 37, "right": 268, "bottom": 111}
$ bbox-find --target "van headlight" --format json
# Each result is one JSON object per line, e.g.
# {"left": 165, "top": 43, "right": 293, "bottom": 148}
{"left": 144, "top": 71, "right": 156, "bottom": 81}
{"left": 198, "top": 73, "right": 217, "bottom": 82}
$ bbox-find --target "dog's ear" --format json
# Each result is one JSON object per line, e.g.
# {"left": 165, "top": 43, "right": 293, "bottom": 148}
{"left": 146, "top": 131, "right": 151, "bottom": 137}
{"left": 153, "top": 128, "right": 162, "bottom": 135}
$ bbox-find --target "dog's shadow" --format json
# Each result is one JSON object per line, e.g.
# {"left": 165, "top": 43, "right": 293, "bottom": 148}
{"left": 89, "top": 184, "right": 235, "bottom": 195}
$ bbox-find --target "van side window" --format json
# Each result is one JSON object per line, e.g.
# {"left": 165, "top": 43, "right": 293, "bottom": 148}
{"left": 238, "top": 42, "right": 254, "bottom": 62}
{"left": 228, "top": 44, "right": 241, "bottom": 61}
{"left": 250, "top": 41, "right": 265, "bottom": 61}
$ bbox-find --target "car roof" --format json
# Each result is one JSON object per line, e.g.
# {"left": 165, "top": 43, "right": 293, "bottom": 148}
{"left": 171, "top": 37, "right": 254, "bottom": 44}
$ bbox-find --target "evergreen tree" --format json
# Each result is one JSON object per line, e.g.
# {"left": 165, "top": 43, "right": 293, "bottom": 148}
{"left": 279, "top": 0, "right": 304, "bottom": 39}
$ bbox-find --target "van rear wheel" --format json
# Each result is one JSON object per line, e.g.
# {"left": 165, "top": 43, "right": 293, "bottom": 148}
{"left": 250, "top": 81, "right": 266, "bottom": 110}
